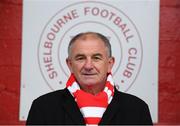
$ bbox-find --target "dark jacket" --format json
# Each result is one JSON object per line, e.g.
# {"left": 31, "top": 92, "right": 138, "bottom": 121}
{"left": 26, "top": 88, "right": 153, "bottom": 125}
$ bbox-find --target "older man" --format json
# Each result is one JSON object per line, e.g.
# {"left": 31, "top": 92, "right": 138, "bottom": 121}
{"left": 26, "top": 32, "right": 152, "bottom": 125}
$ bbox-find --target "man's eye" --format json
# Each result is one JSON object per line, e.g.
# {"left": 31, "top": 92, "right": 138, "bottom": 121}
{"left": 93, "top": 56, "right": 101, "bottom": 60}
{"left": 76, "top": 57, "right": 84, "bottom": 60}
{"left": 94, "top": 57, "right": 100, "bottom": 59}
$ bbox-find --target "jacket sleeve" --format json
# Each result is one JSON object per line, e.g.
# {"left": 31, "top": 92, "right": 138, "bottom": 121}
{"left": 26, "top": 99, "right": 45, "bottom": 125}
{"left": 140, "top": 102, "right": 153, "bottom": 125}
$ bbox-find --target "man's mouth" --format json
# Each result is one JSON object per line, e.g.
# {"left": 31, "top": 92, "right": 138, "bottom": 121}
{"left": 82, "top": 73, "right": 96, "bottom": 76}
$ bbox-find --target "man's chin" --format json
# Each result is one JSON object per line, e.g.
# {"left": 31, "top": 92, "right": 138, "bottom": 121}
{"left": 81, "top": 81, "right": 97, "bottom": 86}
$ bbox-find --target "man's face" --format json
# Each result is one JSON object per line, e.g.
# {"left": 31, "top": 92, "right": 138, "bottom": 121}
{"left": 66, "top": 35, "right": 115, "bottom": 89}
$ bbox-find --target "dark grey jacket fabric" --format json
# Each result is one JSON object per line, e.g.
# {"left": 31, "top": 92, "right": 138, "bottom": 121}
{"left": 26, "top": 88, "right": 153, "bottom": 125}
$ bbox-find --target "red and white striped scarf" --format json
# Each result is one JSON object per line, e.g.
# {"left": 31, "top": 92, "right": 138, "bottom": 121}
{"left": 66, "top": 73, "right": 114, "bottom": 125}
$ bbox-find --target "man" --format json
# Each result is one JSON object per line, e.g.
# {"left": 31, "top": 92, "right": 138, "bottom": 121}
{"left": 26, "top": 32, "right": 152, "bottom": 125}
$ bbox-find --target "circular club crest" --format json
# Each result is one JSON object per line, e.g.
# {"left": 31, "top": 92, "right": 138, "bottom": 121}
{"left": 38, "top": 1, "right": 143, "bottom": 92}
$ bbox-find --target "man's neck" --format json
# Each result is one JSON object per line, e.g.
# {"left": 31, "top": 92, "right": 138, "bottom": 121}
{"left": 80, "top": 84, "right": 105, "bottom": 95}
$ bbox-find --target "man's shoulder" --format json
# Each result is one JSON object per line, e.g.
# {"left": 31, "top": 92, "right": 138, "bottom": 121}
{"left": 33, "top": 88, "right": 70, "bottom": 105}
{"left": 104, "top": 89, "right": 153, "bottom": 125}
{"left": 114, "top": 89, "right": 148, "bottom": 107}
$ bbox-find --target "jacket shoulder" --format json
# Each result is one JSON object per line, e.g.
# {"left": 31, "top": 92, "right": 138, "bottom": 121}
{"left": 34, "top": 88, "right": 68, "bottom": 103}
{"left": 29, "top": 89, "right": 71, "bottom": 114}
{"left": 101, "top": 89, "right": 153, "bottom": 125}
{"left": 26, "top": 88, "right": 73, "bottom": 125}
{"left": 115, "top": 90, "right": 148, "bottom": 107}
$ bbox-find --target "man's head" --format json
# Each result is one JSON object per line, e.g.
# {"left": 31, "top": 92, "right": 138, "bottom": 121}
{"left": 66, "top": 32, "right": 115, "bottom": 94}
{"left": 68, "top": 32, "right": 112, "bottom": 57}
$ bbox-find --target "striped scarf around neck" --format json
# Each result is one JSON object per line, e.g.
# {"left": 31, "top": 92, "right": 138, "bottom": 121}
{"left": 66, "top": 73, "right": 115, "bottom": 125}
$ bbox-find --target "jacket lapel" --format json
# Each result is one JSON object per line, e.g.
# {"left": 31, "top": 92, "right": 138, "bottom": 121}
{"left": 99, "top": 88, "right": 121, "bottom": 124}
{"left": 62, "top": 89, "right": 85, "bottom": 124}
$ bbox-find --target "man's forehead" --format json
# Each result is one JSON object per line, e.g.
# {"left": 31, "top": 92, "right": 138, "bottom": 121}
{"left": 71, "top": 42, "right": 108, "bottom": 57}
{"left": 69, "top": 33, "right": 110, "bottom": 58}
{"left": 73, "top": 38, "right": 105, "bottom": 49}
{"left": 75, "top": 53, "right": 103, "bottom": 57}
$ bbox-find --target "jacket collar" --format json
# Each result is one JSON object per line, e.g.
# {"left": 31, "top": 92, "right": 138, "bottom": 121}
{"left": 62, "top": 88, "right": 85, "bottom": 124}
{"left": 62, "top": 88, "right": 121, "bottom": 125}
{"left": 99, "top": 88, "right": 121, "bottom": 124}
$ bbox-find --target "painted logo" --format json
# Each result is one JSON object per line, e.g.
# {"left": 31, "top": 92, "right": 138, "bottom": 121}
{"left": 38, "top": 1, "right": 143, "bottom": 92}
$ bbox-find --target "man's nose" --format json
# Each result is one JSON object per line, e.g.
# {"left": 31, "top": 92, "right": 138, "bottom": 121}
{"left": 84, "top": 58, "right": 93, "bottom": 70}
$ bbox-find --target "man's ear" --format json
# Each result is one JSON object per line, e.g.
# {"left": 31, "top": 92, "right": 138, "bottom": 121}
{"left": 108, "top": 57, "right": 115, "bottom": 73}
{"left": 66, "top": 58, "right": 73, "bottom": 73}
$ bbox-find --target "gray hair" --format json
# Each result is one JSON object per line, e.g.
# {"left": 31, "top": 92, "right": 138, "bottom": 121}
{"left": 68, "top": 32, "right": 112, "bottom": 57}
